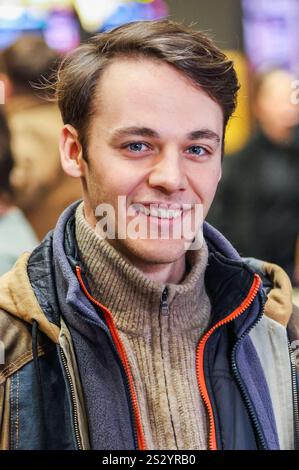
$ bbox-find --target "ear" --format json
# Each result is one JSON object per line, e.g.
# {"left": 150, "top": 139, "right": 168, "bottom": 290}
{"left": 59, "top": 124, "right": 85, "bottom": 178}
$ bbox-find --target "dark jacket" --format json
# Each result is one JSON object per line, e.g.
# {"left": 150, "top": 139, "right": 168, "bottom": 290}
{"left": 0, "top": 202, "right": 298, "bottom": 450}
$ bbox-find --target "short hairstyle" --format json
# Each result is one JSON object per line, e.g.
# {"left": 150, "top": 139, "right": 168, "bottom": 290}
{"left": 0, "top": 109, "right": 14, "bottom": 200}
{"left": 54, "top": 19, "right": 240, "bottom": 155}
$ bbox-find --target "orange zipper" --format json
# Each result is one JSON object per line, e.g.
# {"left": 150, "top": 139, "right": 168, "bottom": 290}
{"left": 76, "top": 266, "right": 147, "bottom": 450}
{"left": 196, "top": 273, "right": 262, "bottom": 450}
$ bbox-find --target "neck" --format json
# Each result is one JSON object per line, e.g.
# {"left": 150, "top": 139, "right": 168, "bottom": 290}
{"left": 114, "top": 251, "right": 187, "bottom": 284}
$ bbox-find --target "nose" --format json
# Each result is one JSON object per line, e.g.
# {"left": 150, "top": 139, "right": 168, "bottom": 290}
{"left": 148, "top": 148, "right": 188, "bottom": 194}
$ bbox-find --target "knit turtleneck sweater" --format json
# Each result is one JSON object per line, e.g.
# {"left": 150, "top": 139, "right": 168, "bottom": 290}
{"left": 75, "top": 202, "right": 211, "bottom": 450}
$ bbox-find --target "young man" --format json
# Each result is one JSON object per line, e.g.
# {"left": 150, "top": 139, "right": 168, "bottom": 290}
{"left": 0, "top": 20, "right": 297, "bottom": 450}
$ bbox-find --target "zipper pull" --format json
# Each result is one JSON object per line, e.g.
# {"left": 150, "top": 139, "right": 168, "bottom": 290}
{"left": 160, "top": 287, "right": 169, "bottom": 316}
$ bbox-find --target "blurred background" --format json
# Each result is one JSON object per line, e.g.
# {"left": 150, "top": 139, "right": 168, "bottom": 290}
{"left": 0, "top": 0, "right": 299, "bottom": 303}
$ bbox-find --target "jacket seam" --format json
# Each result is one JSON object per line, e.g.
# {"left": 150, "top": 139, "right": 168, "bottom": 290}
{"left": 9, "top": 371, "right": 20, "bottom": 450}
{"left": 10, "top": 374, "right": 14, "bottom": 449}
{"left": 16, "top": 371, "right": 19, "bottom": 450}
{"left": 0, "top": 346, "right": 48, "bottom": 384}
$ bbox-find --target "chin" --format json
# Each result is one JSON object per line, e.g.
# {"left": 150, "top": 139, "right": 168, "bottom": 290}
{"left": 120, "top": 238, "right": 188, "bottom": 265}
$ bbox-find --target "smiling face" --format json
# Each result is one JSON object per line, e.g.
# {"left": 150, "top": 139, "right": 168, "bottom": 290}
{"left": 66, "top": 58, "right": 223, "bottom": 279}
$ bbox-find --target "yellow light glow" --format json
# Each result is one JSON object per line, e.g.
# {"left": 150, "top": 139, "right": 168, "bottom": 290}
{"left": 21, "top": 0, "right": 72, "bottom": 7}
{"left": 224, "top": 50, "right": 251, "bottom": 155}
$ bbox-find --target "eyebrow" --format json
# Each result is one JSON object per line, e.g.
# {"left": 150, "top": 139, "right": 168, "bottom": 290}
{"left": 110, "top": 126, "right": 221, "bottom": 144}
{"left": 186, "top": 129, "right": 221, "bottom": 144}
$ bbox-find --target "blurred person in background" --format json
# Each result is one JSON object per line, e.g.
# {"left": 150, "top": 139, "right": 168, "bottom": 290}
{"left": 0, "top": 108, "right": 38, "bottom": 275}
{"left": 208, "top": 68, "right": 299, "bottom": 285}
{"left": 0, "top": 35, "right": 81, "bottom": 240}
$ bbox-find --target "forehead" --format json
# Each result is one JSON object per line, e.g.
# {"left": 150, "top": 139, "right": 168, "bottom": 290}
{"left": 92, "top": 58, "right": 223, "bottom": 137}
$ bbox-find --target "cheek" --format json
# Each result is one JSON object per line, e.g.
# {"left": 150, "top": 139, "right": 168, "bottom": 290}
{"left": 88, "top": 161, "right": 143, "bottom": 206}
{"left": 191, "top": 166, "right": 221, "bottom": 200}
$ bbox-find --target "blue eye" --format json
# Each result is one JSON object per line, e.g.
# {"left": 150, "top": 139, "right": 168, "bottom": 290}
{"left": 187, "top": 146, "right": 206, "bottom": 156}
{"left": 127, "top": 142, "right": 147, "bottom": 152}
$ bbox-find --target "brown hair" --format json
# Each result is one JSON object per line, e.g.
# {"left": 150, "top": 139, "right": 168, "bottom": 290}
{"left": 55, "top": 20, "right": 239, "bottom": 156}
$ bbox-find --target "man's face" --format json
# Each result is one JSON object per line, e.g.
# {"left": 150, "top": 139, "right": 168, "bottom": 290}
{"left": 82, "top": 58, "right": 223, "bottom": 267}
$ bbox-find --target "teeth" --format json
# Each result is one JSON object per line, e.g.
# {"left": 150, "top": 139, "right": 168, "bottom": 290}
{"left": 133, "top": 204, "right": 182, "bottom": 219}
{"left": 152, "top": 208, "right": 182, "bottom": 219}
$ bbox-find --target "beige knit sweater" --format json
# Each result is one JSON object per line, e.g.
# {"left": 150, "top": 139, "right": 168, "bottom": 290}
{"left": 75, "top": 203, "right": 211, "bottom": 450}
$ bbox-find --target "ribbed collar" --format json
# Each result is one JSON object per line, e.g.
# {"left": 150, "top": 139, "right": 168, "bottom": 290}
{"left": 75, "top": 202, "right": 211, "bottom": 336}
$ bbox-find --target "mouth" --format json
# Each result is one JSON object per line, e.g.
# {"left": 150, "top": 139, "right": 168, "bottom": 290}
{"left": 131, "top": 203, "right": 192, "bottom": 220}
